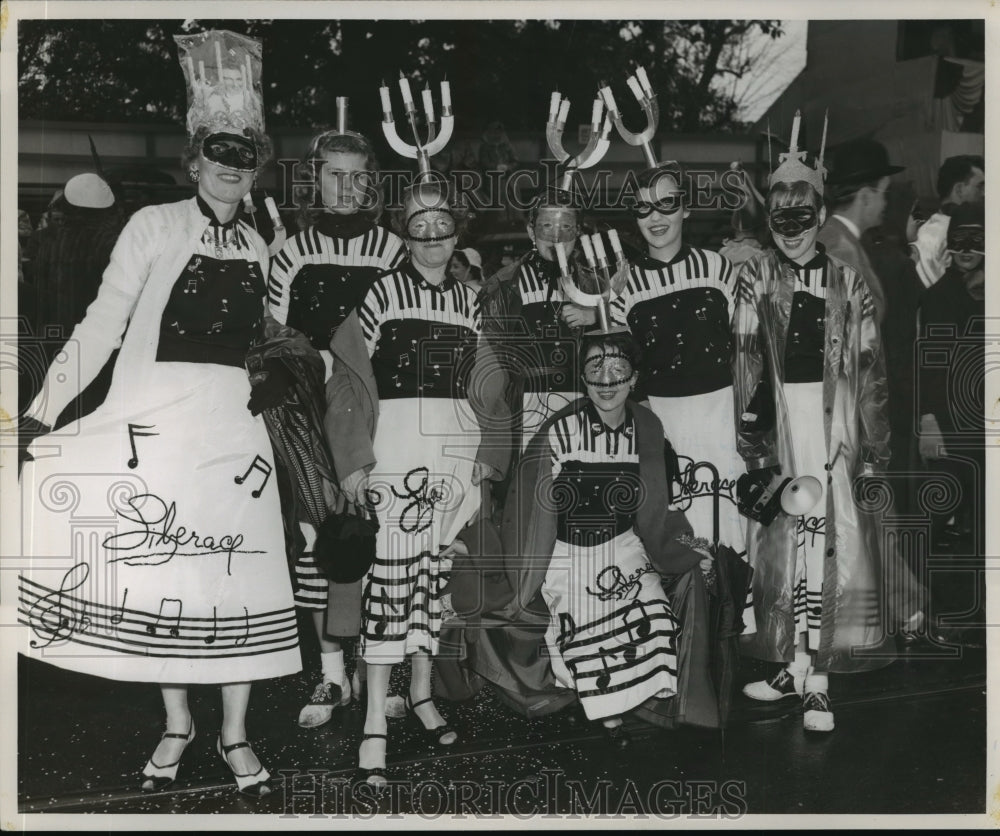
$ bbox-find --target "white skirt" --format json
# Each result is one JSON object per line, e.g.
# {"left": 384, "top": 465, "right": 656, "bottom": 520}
{"left": 542, "top": 528, "right": 679, "bottom": 720}
{"left": 360, "top": 397, "right": 481, "bottom": 665}
{"left": 17, "top": 362, "right": 301, "bottom": 684}
{"left": 784, "top": 381, "right": 828, "bottom": 649}
{"left": 647, "top": 386, "right": 754, "bottom": 633}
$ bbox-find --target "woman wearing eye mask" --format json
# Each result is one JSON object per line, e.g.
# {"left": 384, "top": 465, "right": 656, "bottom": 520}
{"left": 732, "top": 138, "right": 895, "bottom": 733}
{"left": 268, "top": 125, "right": 405, "bottom": 731}
{"left": 16, "top": 32, "right": 304, "bottom": 797}
{"left": 442, "top": 332, "right": 724, "bottom": 744}
{"left": 609, "top": 165, "right": 750, "bottom": 631}
{"left": 324, "top": 180, "right": 507, "bottom": 788}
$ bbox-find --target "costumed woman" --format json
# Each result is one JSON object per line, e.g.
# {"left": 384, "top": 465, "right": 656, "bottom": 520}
{"left": 268, "top": 101, "right": 405, "bottom": 729}
{"left": 478, "top": 174, "right": 597, "bottom": 455}
{"left": 608, "top": 163, "right": 750, "bottom": 629}
{"left": 733, "top": 114, "right": 896, "bottom": 733}
{"left": 16, "top": 31, "right": 304, "bottom": 796}
{"left": 442, "top": 327, "right": 736, "bottom": 741}
{"left": 324, "top": 168, "right": 508, "bottom": 786}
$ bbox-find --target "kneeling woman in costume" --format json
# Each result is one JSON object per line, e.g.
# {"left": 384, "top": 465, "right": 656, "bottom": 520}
{"left": 326, "top": 179, "right": 503, "bottom": 785}
{"left": 449, "top": 330, "right": 723, "bottom": 741}
{"left": 540, "top": 332, "right": 699, "bottom": 735}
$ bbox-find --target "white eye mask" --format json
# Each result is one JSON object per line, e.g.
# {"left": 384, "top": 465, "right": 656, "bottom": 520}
{"left": 405, "top": 208, "right": 456, "bottom": 242}
{"left": 583, "top": 352, "right": 636, "bottom": 387}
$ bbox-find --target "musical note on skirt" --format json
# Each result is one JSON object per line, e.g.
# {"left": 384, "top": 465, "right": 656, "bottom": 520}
{"left": 234, "top": 455, "right": 272, "bottom": 498}
{"left": 371, "top": 588, "right": 401, "bottom": 639}
{"left": 126, "top": 423, "right": 159, "bottom": 469}
{"left": 147, "top": 597, "right": 183, "bottom": 638}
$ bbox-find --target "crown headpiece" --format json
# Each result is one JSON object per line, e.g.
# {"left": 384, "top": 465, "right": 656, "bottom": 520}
{"left": 175, "top": 30, "right": 265, "bottom": 138}
{"left": 768, "top": 109, "right": 828, "bottom": 196}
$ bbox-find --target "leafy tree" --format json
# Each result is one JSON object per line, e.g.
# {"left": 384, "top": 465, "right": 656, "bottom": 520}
{"left": 18, "top": 18, "right": 783, "bottom": 133}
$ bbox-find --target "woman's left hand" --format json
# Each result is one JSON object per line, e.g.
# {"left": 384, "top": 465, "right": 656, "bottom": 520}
{"left": 439, "top": 539, "right": 469, "bottom": 559}
{"left": 559, "top": 304, "right": 597, "bottom": 329}
{"left": 695, "top": 548, "right": 714, "bottom": 573}
{"left": 471, "top": 461, "right": 497, "bottom": 485}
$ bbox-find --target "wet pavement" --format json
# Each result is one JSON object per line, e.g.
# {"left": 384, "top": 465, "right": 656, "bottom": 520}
{"left": 17, "top": 615, "right": 987, "bottom": 818}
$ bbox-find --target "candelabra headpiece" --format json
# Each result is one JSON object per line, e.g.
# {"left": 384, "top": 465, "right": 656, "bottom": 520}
{"left": 545, "top": 89, "right": 612, "bottom": 192}
{"left": 380, "top": 72, "right": 454, "bottom": 182}
{"left": 599, "top": 65, "right": 660, "bottom": 169}
{"left": 555, "top": 231, "right": 630, "bottom": 334}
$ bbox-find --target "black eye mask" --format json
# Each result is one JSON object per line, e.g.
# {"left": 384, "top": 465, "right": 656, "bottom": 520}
{"left": 769, "top": 206, "right": 818, "bottom": 237}
{"left": 202, "top": 133, "right": 258, "bottom": 172}
{"left": 947, "top": 226, "right": 985, "bottom": 255}
{"left": 583, "top": 351, "right": 636, "bottom": 387}
{"left": 630, "top": 193, "right": 684, "bottom": 219}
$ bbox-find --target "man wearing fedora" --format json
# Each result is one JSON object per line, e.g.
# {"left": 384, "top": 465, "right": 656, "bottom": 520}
{"left": 820, "top": 138, "right": 906, "bottom": 326}
{"left": 820, "top": 138, "right": 928, "bottom": 644}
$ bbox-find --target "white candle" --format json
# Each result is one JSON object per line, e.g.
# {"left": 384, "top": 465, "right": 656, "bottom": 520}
{"left": 265, "top": 196, "right": 282, "bottom": 227}
{"left": 549, "top": 91, "right": 560, "bottom": 123}
{"left": 215, "top": 41, "right": 224, "bottom": 84}
{"left": 592, "top": 233, "right": 608, "bottom": 263}
{"left": 399, "top": 73, "right": 413, "bottom": 108}
{"left": 245, "top": 54, "right": 253, "bottom": 88}
{"left": 557, "top": 98, "right": 570, "bottom": 125}
{"left": 422, "top": 85, "right": 435, "bottom": 124}
{"left": 441, "top": 79, "right": 451, "bottom": 109}
{"left": 337, "top": 97, "right": 348, "bottom": 134}
{"left": 591, "top": 97, "right": 602, "bottom": 129}
{"left": 379, "top": 83, "right": 392, "bottom": 117}
{"left": 579, "top": 234, "right": 596, "bottom": 267}
{"left": 186, "top": 56, "right": 196, "bottom": 83}
{"left": 636, "top": 66, "right": 652, "bottom": 96}
{"left": 555, "top": 241, "right": 570, "bottom": 275}
{"left": 819, "top": 109, "right": 829, "bottom": 162}
{"left": 608, "top": 229, "right": 624, "bottom": 263}
{"left": 600, "top": 85, "right": 618, "bottom": 115}
{"left": 240, "top": 66, "right": 247, "bottom": 91}
{"left": 789, "top": 110, "right": 801, "bottom": 152}
{"left": 627, "top": 76, "right": 643, "bottom": 101}
{"left": 198, "top": 61, "right": 206, "bottom": 84}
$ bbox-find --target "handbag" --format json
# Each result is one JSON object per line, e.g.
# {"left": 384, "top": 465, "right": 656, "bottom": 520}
{"left": 313, "top": 498, "right": 380, "bottom": 584}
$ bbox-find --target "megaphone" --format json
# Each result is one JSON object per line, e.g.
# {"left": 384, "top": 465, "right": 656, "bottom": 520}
{"left": 737, "top": 472, "right": 823, "bottom": 525}
{"left": 780, "top": 475, "right": 823, "bottom": 515}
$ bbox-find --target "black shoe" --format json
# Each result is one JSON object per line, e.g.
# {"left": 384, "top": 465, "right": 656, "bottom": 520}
{"left": 404, "top": 695, "right": 459, "bottom": 747}
{"left": 216, "top": 737, "right": 273, "bottom": 798}
{"left": 603, "top": 721, "right": 631, "bottom": 749}
{"left": 355, "top": 733, "right": 388, "bottom": 791}
{"left": 140, "top": 720, "right": 195, "bottom": 792}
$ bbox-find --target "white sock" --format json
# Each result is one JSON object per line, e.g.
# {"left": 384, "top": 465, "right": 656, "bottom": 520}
{"left": 804, "top": 669, "right": 829, "bottom": 695}
{"left": 320, "top": 650, "right": 345, "bottom": 685}
{"left": 787, "top": 652, "right": 811, "bottom": 678}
